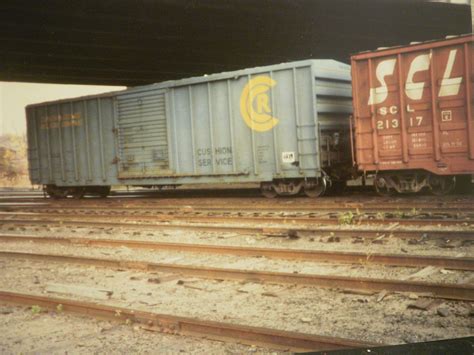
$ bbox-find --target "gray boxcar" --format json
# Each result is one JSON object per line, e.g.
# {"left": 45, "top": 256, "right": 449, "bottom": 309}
{"left": 26, "top": 60, "right": 352, "bottom": 198}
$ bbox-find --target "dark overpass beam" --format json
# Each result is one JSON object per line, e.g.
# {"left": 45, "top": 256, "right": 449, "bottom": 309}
{"left": 0, "top": 0, "right": 470, "bottom": 85}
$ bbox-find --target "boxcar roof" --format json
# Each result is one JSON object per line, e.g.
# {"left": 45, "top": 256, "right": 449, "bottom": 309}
{"left": 26, "top": 59, "right": 349, "bottom": 109}
{"left": 352, "top": 33, "right": 472, "bottom": 59}
{"left": 127, "top": 59, "right": 350, "bottom": 93}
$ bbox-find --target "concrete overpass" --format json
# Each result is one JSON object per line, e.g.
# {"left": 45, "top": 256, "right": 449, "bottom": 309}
{"left": 0, "top": 0, "right": 471, "bottom": 86}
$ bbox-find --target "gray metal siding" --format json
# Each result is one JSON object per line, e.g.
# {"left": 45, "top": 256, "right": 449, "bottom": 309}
{"left": 164, "top": 64, "right": 324, "bottom": 181}
{"left": 26, "top": 59, "right": 352, "bottom": 187}
{"left": 26, "top": 109, "right": 41, "bottom": 183}
{"left": 116, "top": 90, "right": 170, "bottom": 178}
{"left": 26, "top": 96, "right": 118, "bottom": 186}
{"left": 168, "top": 80, "right": 247, "bottom": 177}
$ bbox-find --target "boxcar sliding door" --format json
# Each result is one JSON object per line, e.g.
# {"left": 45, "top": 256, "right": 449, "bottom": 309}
{"left": 115, "top": 89, "right": 171, "bottom": 178}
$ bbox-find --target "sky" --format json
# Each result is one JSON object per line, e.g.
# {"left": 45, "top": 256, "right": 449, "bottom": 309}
{"left": 0, "top": 82, "right": 126, "bottom": 136}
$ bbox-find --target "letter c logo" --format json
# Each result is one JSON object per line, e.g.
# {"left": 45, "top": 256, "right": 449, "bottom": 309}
{"left": 240, "top": 76, "right": 279, "bottom": 132}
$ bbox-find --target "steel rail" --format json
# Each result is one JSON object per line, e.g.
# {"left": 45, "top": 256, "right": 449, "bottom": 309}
{"left": 4, "top": 207, "right": 474, "bottom": 226}
{"left": 0, "top": 251, "right": 472, "bottom": 301}
{"left": 1, "top": 234, "right": 473, "bottom": 271}
{"left": 1, "top": 195, "right": 474, "bottom": 211}
{"left": 0, "top": 198, "right": 45, "bottom": 203}
{"left": 0, "top": 290, "right": 375, "bottom": 351}
{"left": 0, "top": 193, "right": 43, "bottom": 200}
{"left": 0, "top": 211, "right": 472, "bottom": 227}
{"left": 3, "top": 202, "right": 474, "bottom": 213}
{"left": 1, "top": 217, "right": 472, "bottom": 240}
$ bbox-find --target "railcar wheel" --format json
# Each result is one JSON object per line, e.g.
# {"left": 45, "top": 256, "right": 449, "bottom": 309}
{"left": 303, "top": 178, "right": 327, "bottom": 198}
{"left": 260, "top": 182, "right": 277, "bottom": 198}
{"left": 429, "top": 175, "right": 455, "bottom": 196}
{"left": 374, "top": 176, "right": 394, "bottom": 197}
{"left": 375, "top": 184, "right": 393, "bottom": 197}
{"left": 45, "top": 185, "right": 68, "bottom": 199}
{"left": 71, "top": 187, "right": 86, "bottom": 199}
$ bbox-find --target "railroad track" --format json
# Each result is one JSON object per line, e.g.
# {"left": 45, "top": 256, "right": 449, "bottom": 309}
{"left": 2, "top": 198, "right": 474, "bottom": 213}
{"left": 1, "top": 234, "right": 473, "bottom": 271}
{"left": 0, "top": 290, "right": 376, "bottom": 351}
{"left": 2, "top": 191, "right": 472, "bottom": 348}
{"left": 3, "top": 199, "right": 474, "bottom": 210}
{"left": 0, "top": 251, "right": 472, "bottom": 301}
{"left": 0, "top": 211, "right": 472, "bottom": 227}
{"left": 1, "top": 193, "right": 472, "bottom": 350}
{"left": 2, "top": 217, "right": 472, "bottom": 241}
{"left": 3, "top": 205, "right": 473, "bottom": 220}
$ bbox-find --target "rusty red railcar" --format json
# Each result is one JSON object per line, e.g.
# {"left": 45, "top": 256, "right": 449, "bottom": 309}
{"left": 351, "top": 35, "right": 473, "bottom": 195}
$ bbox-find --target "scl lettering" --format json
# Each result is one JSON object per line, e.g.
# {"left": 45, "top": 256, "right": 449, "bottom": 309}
{"left": 378, "top": 106, "right": 398, "bottom": 116}
{"left": 368, "top": 49, "right": 462, "bottom": 105}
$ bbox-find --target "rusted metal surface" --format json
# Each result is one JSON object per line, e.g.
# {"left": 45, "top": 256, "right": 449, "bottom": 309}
{"left": 3, "top": 188, "right": 474, "bottom": 212}
{"left": 1, "top": 234, "right": 473, "bottom": 271}
{"left": 0, "top": 290, "right": 374, "bottom": 351}
{"left": 1, "top": 217, "right": 472, "bottom": 240}
{"left": 352, "top": 34, "right": 474, "bottom": 176}
{"left": 0, "top": 211, "right": 471, "bottom": 227}
{"left": 5, "top": 200, "right": 474, "bottom": 213}
{"left": 0, "top": 251, "right": 472, "bottom": 301}
{"left": 2, "top": 189, "right": 474, "bottom": 210}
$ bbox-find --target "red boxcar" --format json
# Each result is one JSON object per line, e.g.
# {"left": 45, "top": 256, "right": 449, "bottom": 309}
{"left": 351, "top": 34, "right": 473, "bottom": 195}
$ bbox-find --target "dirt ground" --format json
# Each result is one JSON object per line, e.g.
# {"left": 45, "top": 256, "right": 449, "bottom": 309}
{"left": 1, "top": 222, "right": 472, "bottom": 258}
{"left": 0, "top": 304, "right": 275, "bottom": 354}
{"left": 0, "top": 240, "right": 472, "bottom": 284}
{"left": 0, "top": 192, "right": 473, "bottom": 352}
{"left": 0, "top": 235, "right": 472, "bottom": 348}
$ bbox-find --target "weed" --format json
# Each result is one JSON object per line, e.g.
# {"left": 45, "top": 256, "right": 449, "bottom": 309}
{"left": 393, "top": 210, "right": 405, "bottom": 219}
{"left": 56, "top": 304, "right": 63, "bottom": 313}
{"left": 338, "top": 211, "right": 354, "bottom": 225}
{"left": 31, "top": 305, "right": 42, "bottom": 315}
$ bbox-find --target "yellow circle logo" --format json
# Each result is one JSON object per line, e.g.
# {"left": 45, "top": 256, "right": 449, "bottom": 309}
{"left": 240, "top": 76, "right": 279, "bottom": 132}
